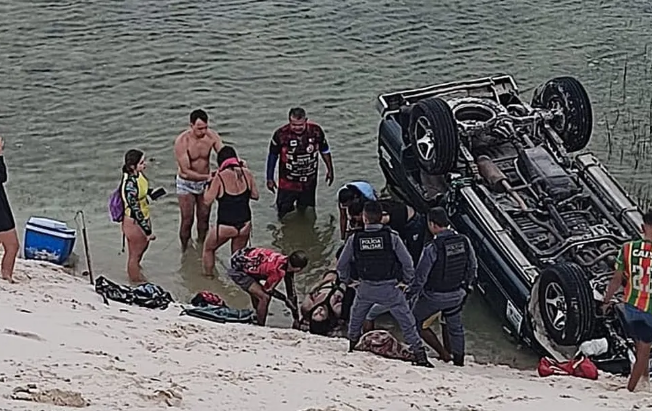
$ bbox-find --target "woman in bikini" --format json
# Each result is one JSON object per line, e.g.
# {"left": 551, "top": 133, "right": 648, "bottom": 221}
{"left": 121, "top": 149, "right": 156, "bottom": 283}
{"left": 202, "top": 146, "right": 259, "bottom": 276}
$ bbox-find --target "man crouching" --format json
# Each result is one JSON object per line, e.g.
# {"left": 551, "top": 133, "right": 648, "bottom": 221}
{"left": 337, "top": 200, "right": 433, "bottom": 368}
{"left": 226, "top": 247, "right": 308, "bottom": 326}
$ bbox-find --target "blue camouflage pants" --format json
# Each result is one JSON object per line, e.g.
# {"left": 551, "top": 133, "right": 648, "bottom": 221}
{"left": 412, "top": 288, "right": 467, "bottom": 356}
{"left": 348, "top": 281, "right": 423, "bottom": 352}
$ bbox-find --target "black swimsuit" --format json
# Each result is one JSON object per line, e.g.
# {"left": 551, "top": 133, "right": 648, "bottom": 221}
{"left": 217, "top": 167, "right": 252, "bottom": 231}
{"left": 0, "top": 157, "right": 15, "bottom": 232}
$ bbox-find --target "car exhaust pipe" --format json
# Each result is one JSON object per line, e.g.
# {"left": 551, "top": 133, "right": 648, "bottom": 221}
{"left": 575, "top": 153, "right": 643, "bottom": 236}
{"left": 476, "top": 155, "right": 528, "bottom": 211}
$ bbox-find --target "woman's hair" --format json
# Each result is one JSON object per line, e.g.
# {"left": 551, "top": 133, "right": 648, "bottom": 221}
{"left": 217, "top": 145, "right": 246, "bottom": 180}
{"left": 122, "top": 149, "right": 144, "bottom": 173}
{"left": 217, "top": 145, "right": 238, "bottom": 166}
{"left": 309, "top": 318, "right": 333, "bottom": 336}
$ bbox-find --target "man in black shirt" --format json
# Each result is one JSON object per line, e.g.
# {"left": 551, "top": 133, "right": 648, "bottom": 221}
{"left": 379, "top": 199, "right": 428, "bottom": 266}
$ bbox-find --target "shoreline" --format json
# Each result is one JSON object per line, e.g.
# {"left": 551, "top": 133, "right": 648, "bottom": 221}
{"left": 0, "top": 257, "right": 648, "bottom": 411}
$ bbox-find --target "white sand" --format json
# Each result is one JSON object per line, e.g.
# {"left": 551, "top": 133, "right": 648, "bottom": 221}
{"left": 0, "top": 259, "right": 649, "bottom": 411}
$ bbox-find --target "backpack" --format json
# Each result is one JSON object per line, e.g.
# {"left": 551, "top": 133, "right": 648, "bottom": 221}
{"left": 190, "top": 291, "right": 226, "bottom": 307}
{"left": 108, "top": 186, "right": 124, "bottom": 223}
{"left": 94, "top": 276, "right": 174, "bottom": 310}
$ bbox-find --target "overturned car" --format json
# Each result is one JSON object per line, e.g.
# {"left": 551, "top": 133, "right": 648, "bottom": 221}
{"left": 376, "top": 74, "right": 646, "bottom": 375}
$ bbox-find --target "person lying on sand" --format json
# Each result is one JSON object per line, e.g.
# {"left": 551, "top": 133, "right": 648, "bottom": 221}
{"left": 298, "top": 270, "right": 351, "bottom": 336}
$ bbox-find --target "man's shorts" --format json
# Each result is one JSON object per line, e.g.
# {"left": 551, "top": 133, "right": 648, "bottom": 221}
{"left": 276, "top": 184, "right": 317, "bottom": 218}
{"left": 176, "top": 175, "right": 209, "bottom": 196}
{"left": 622, "top": 303, "right": 652, "bottom": 343}
{"left": 226, "top": 269, "right": 256, "bottom": 292}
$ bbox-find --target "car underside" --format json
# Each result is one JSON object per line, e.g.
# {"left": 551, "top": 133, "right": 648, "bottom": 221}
{"left": 376, "top": 74, "right": 646, "bottom": 375}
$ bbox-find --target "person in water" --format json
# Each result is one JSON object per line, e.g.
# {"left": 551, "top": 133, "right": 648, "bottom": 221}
{"left": 266, "top": 107, "right": 334, "bottom": 219}
{"left": 379, "top": 198, "right": 428, "bottom": 266}
{"left": 202, "top": 146, "right": 259, "bottom": 276}
{"left": 337, "top": 181, "right": 378, "bottom": 240}
{"left": 0, "top": 137, "right": 19, "bottom": 283}
{"left": 299, "top": 270, "right": 348, "bottom": 336}
{"left": 174, "top": 109, "right": 224, "bottom": 252}
{"left": 226, "top": 247, "right": 308, "bottom": 326}
{"left": 120, "top": 149, "right": 156, "bottom": 283}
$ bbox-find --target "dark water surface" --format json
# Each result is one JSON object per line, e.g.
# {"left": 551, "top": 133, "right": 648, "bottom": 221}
{"left": 2, "top": 0, "right": 652, "bottom": 369}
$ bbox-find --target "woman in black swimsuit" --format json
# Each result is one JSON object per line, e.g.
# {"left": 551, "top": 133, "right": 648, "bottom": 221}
{"left": 0, "top": 137, "right": 19, "bottom": 283}
{"left": 202, "top": 146, "right": 259, "bottom": 276}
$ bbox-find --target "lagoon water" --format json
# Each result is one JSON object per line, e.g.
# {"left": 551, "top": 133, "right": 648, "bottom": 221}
{"left": 2, "top": 0, "right": 652, "bottom": 368}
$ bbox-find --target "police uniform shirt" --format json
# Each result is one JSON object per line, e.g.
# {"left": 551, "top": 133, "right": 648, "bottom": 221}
{"left": 412, "top": 228, "right": 478, "bottom": 298}
{"left": 336, "top": 223, "right": 415, "bottom": 286}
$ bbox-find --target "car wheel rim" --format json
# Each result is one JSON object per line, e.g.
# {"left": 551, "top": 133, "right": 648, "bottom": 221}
{"left": 413, "top": 116, "right": 436, "bottom": 162}
{"left": 544, "top": 282, "right": 567, "bottom": 332}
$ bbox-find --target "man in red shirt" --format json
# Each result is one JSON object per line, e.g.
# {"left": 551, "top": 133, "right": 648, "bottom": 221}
{"left": 266, "top": 107, "right": 334, "bottom": 220}
{"left": 227, "top": 247, "right": 309, "bottom": 326}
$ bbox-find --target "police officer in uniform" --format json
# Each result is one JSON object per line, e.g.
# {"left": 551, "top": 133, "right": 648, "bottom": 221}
{"left": 337, "top": 200, "right": 433, "bottom": 367}
{"left": 411, "top": 207, "right": 477, "bottom": 366}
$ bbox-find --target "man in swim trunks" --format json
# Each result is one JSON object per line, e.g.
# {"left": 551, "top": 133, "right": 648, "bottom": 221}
{"left": 266, "top": 107, "right": 334, "bottom": 220}
{"left": 603, "top": 209, "right": 652, "bottom": 392}
{"left": 337, "top": 181, "right": 378, "bottom": 240}
{"left": 227, "top": 246, "right": 308, "bottom": 326}
{"left": 174, "top": 109, "right": 223, "bottom": 252}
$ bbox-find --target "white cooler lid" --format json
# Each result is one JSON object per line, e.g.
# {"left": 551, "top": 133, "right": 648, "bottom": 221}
{"left": 27, "top": 217, "right": 69, "bottom": 231}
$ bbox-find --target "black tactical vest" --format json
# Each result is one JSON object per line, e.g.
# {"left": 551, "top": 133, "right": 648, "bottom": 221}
{"left": 425, "top": 232, "right": 469, "bottom": 292}
{"left": 352, "top": 228, "right": 398, "bottom": 282}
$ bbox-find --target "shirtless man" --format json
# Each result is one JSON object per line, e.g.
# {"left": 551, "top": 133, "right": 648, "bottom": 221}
{"left": 174, "top": 109, "right": 223, "bottom": 252}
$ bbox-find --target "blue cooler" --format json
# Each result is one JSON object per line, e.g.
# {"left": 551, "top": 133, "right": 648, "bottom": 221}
{"left": 23, "top": 217, "right": 77, "bottom": 265}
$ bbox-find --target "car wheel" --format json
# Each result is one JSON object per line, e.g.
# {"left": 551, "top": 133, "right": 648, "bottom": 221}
{"left": 531, "top": 76, "right": 593, "bottom": 152}
{"left": 538, "top": 262, "right": 595, "bottom": 346}
{"left": 408, "top": 97, "right": 459, "bottom": 175}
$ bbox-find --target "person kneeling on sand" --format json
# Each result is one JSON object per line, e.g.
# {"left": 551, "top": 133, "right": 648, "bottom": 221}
{"left": 226, "top": 247, "right": 308, "bottom": 326}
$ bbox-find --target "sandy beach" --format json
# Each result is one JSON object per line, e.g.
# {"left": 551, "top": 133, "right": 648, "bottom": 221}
{"left": 0, "top": 258, "right": 649, "bottom": 411}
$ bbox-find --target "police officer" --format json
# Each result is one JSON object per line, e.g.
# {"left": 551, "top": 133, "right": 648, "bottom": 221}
{"left": 337, "top": 200, "right": 433, "bottom": 368}
{"left": 410, "top": 207, "right": 477, "bottom": 366}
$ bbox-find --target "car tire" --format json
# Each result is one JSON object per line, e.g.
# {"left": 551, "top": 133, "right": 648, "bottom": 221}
{"left": 408, "top": 97, "right": 459, "bottom": 175}
{"left": 531, "top": 76, "right": 593, "bottom": 152}
{"left": 538, "top": 262, "right": 595, "bottom": 346}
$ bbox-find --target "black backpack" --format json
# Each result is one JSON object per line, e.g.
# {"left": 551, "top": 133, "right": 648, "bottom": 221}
{"left": 94, "top": 276, "right": 174, "bottom": 310}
